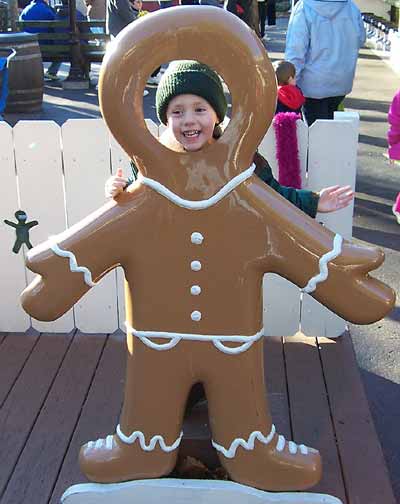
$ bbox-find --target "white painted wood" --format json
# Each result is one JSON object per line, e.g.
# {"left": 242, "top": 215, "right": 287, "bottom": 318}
{"left": 296, "top": 120, "right": 309, "bottom": 189}
{"left": 263, "top": 274, "right": 300, "bottom": 337}
{"left": 158, "top": 123, "right": 167, "bottom": 136}
{"left": 145, "top": 118, "right": 159, "bottom": 138}
{"left": 3, "top": 117, "right": 358, "bottom": 336}
{"left": 13, "top": 121, "right": 74, "bottom": 333}
{"left": 0, "top": 122, "right": 30, "bottom": 332}
{"left": 259, "top": 121, "right": 308, "bottom": 337}
{"left": 116, "top": 267, "right": 126, "bottom": 332}
{"left": 258, "top": 125, "right": 278, "bottom": 176}
{"left": 108, "top": 129, "right": 132, "bottom": 331}
{"left": 62, "top": 119, "right": 118, "bottom": 333}
{"left": 61, "top": 479, "right": 342, "bottom": 504}
{"left": 301, "top": 116, "right": 358, "bottom": 338}
{"left": 109, "top": 132, "right": 131, "bottom": 177}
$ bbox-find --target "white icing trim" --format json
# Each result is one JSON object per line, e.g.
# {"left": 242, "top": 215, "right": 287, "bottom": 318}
{"left": 50, "top": 240, "right": 96, "bottom": 287}
{"left": 191, "top": 232, "right": 204, "bottom": 245}
{"left": 212, "top": 425, "right": 276, "bottom": 458}
{"left": 302, "top": 234, "right": 343, "bottom": 294}
{"left": 138, "top": 163, "right": 256, "bottom": 210}
{"left": 125, "top": 323, "right": 264, "bottom": 355}
{"left": 87, "top": 434, "right": 115, "bottom": 451}
{"left": 212, "top": 425, "right": 310, "bottom": 459}
{"left": 116, "top": 425, "right": 183, "bottom": 452}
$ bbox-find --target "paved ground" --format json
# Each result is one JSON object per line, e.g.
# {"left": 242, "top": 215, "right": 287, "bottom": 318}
{"left": 3, "top": 6, "right": 400, "bottom": 500}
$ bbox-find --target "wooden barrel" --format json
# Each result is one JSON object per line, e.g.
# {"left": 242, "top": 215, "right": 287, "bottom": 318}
{"left": 0, "top": 32, "right": 44, "bottom": 113}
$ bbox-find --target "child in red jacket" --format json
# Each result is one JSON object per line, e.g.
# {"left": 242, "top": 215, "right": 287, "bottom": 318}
{"left": 273, "top": 60, "right": 305, "bottom": 115}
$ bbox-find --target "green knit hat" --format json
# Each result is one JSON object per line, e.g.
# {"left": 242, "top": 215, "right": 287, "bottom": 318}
{"left": 156, "top": 60, "right": 227, "bottom": 125}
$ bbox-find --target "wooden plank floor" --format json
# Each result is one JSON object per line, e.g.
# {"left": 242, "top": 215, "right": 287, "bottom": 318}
{"left": 0, "top": 330, "right": 395, "bottom": 504}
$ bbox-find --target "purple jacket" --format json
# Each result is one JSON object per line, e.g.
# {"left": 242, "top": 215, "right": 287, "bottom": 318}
{"left": 388, "top": 89, "right": 400, "bottom": 161}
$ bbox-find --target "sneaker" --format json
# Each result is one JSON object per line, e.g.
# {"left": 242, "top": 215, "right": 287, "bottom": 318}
{"left": 143, "top": 89, "right": 149, "bottom": 97}
{"left": 146, "top": 75, "right": 160, "bottom": 87}
{"left": 393, "top": 204, "right": 400, "bottom": 224}
{"left": 44, "top": 72, "right": 59, "bottom": 81}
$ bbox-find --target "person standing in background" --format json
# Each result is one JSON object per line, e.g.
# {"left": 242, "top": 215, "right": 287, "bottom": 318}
{"left": 106, "top": 0, "right": 137, "bottom": 36}
{"left": 285, "top": 0, "right": 365, "bottom": 126}
{"left": 86, "top": 0, "right": 106, "bottom": 20}
{"left": 258, "top": 0, "right": 267, "bottom": 38}
{"left": 158, "top": 0, "right": 173, "bottom": 8}
{"left": 19, "top": 0, "right": 55, "bottom": 28}
{"left": 387, "top": 88, "right": 400, "bottom": 224}
{"left": 266, "top": 0, "right": 275, "bottom": 26}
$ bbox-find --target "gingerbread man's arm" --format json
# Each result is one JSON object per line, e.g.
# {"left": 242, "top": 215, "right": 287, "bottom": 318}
{"left": 250, "top": 180, "right": 395, "bottom": 324}
{"left": 21, "top": 191, "right": 143, "bottom": 321}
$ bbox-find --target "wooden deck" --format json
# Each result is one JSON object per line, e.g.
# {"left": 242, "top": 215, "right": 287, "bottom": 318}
{"left": 0, "top": 330, "right": 395, "bottom": 504}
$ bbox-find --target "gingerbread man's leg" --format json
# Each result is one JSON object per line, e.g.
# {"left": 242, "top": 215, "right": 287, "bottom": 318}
{"left": 199, "top": 340, "right": 322, "bottom": 492}
{"left": 79, "top": 341, "right": 194, "bottom": 483}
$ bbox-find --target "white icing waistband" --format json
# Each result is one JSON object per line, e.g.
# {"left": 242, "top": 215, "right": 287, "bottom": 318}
{"left": 138, "top": 163, "right": 256, "bottom": 210}
{"left": 302, "top": 233, "right": 343, "bottom": 294}
{"left": 125, "top": 323, "right": 264, "bottom": 355}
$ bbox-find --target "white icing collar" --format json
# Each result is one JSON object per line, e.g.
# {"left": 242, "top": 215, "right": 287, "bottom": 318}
{"left": 138, "top": 163, "right": 255, "bottom": 210}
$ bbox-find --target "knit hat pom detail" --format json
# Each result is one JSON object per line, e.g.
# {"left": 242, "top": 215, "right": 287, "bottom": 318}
{"left": 156, "top": 60, "right": 227, "bottom": 125}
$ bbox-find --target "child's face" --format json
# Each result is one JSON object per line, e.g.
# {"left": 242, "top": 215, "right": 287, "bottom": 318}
{"left": 132, "top": 0, "right": 142, "bottom": 9}
{"left": 166, "top": 94, "right": 218, "bottom": 152}
{"left": 288, "top": 75, "right": 296, "bottom": 86}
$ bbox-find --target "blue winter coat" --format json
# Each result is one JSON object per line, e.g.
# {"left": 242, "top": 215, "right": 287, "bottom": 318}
{"left": 19, "top": 0, "right": 56, "bottom": 32}
{"left": 285, "top": 0, "right": 366, "bottom": 99}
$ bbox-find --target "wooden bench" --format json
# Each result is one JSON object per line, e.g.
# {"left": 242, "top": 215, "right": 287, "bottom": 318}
{"left": 16, "top": 20, "right": 109, "bottom": 77}
{"left": 0, "top": 330, "right": 395, "bottom": 503}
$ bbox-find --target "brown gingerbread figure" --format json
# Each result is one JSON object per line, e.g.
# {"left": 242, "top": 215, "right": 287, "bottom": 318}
{"left": 21, "top": 7, "right": 395, "bottom": 493}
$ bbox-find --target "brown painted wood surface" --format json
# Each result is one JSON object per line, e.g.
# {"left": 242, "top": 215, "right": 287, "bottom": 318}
{"left": 1, "top": 332, "right": 106, "bottom": 504}
{"left": 49, "top": 331, "right": 126, "bottom": 504}
{"left": 0, "top": 331, "right": 39, "bottom": 407}
{"left": 284, "top": 335, "right": 347, "bottom": 502}
{"left": 0, "top": 331, "right": 395, "bottom": 504}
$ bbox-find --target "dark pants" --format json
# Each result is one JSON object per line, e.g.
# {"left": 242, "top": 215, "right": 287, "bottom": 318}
{"left": 266, "top": 0, "right": 276, "bottom": 26}
{"left": 258, "top": 1, "right": 267, "bottom": 37}
{"left": 303, "top": 95, "right": 345, "bottom": 126}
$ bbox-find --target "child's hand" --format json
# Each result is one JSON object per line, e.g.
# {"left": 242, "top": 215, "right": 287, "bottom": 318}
{"left": 105, "top": 168, "right": 128, "bottom": 198}
{"left": 317, "top": 185, "right": 354, "bottom": 213}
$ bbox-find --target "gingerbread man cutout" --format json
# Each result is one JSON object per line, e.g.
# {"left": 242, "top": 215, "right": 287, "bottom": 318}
{"left": 21, "top": 7, "right": 395, "bottom": 492}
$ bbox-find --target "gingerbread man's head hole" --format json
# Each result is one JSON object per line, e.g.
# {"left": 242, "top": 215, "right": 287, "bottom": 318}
{"left": 99, "top": 6, "right": 277, "bottom": 198}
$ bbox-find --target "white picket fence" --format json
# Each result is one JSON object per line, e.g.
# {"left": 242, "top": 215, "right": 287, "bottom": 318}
{"left": 0, "top": 112, "right": 359, "bottom": 336}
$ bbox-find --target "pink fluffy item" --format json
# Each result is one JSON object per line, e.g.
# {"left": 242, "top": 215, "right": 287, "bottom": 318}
{"left": 273, "top": 112, "right": 302, "bottom": 189}
{"left": 393, "top": 193, "right": 400, "bottom": 224}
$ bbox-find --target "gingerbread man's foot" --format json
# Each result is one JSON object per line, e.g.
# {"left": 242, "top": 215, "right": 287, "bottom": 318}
{"left": 213, "top": 424, "right": 321, "bottom": 491}
{"left": 79, "top": 427, "right": 182, "bottom": 483}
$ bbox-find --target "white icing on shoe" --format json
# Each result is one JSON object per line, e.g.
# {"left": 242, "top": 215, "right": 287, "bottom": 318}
{"left": 212, "top": 424, "right": 312, "bottom": 459}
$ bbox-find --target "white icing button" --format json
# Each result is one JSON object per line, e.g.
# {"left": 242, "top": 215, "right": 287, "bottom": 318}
{"left": 190, "top": 261, "right": 202, "bottom": 271}
{"left": 191, "top": 285, "right": 202, "bottom": 296}
{"left": 191, "top": 232, "right": 204, "bottom": 245}
{"left": 191, "top": 311, "right": 202, "bottom": 321}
